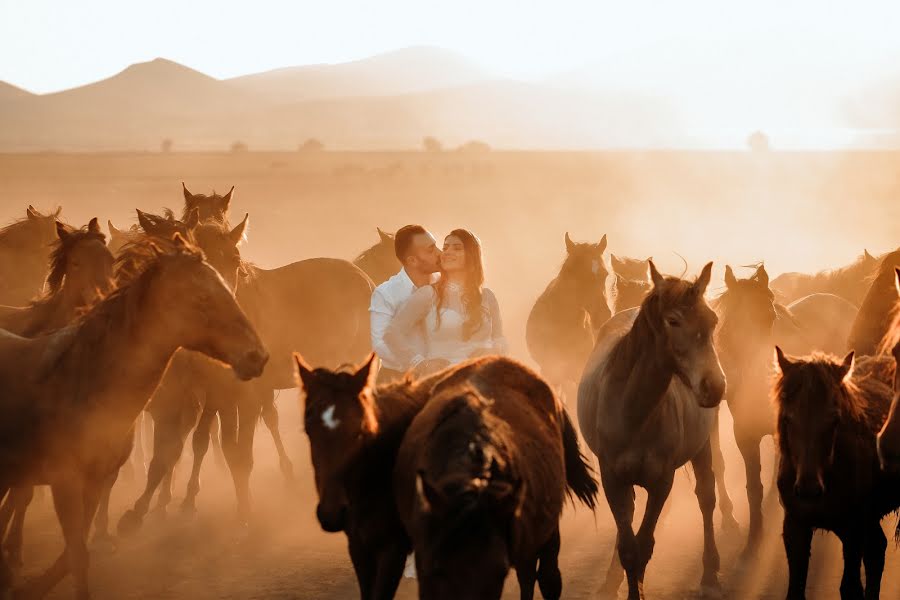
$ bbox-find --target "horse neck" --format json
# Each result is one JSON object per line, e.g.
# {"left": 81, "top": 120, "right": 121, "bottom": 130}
{"left": 850, "top": 273, "right": 897, "bottom": 354}
{"left": 607, "top": 314, "right": 677, "bottom": 430}
{"left": 548, "top": 271, "right": 602, "bottom": 320}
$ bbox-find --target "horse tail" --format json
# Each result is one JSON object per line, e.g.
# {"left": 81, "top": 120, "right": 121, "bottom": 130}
{"left": 560, "top": 406, "right": 599, "bottom": 511}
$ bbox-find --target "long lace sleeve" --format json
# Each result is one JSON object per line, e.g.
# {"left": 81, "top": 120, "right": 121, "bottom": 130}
{"left": 384, "top": 285, "right": 435, "bottom": 368}
{"left": 483, "top": 288, "right": 508, "bottom": 356}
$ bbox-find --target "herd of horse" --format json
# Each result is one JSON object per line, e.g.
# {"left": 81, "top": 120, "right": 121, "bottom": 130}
{"left": 0, "top": 186, "right": 897, "bottom": 600}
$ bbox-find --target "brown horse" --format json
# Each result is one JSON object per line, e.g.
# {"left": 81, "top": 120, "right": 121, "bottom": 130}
{"left": 394, "top": 357, "right": 598, "bottom": 600}
{"left": 770, "top": 249, "right": 882, "bottom": 307}
{"left": 526, "top": 233, "right": 610, "bottom": 399}
{"left": 611, "top": 274, "right": 651, "bottom": 314}
{"left": 0, "top": 234, "right": 267, "bottom": 600}
{"left": 353, "top": 227, "right": 400, "bottom": 285}
{"left": 181, "top": 182, "right": 233, "bottom": 224}
{"left": 875, "top": 268, "right": 900, "bottom": 469}
{"left": 0, "top": 206, "right": 63, "bottom": 306}
{"left": 0, "top": 218, "right": 114, "bottom": 567}
{"left": 579, "top": 261, "right": 726, "bottom": 599}
{"left": 296, "top": 353, "right": 449, "bottom": 600}
{"left": 610, "top": 253, "right": 651, "bottom": 281}
{"left": 714, "top": 264, "right": 859, "bottom": 557}
{"left": 774, "top": 348, "right": 899, "bottom": 599}
{"left": 848, "top": 250, "right": 900, "bottom": 356}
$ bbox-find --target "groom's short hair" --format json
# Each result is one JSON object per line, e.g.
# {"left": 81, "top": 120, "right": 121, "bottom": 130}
{"left": 394, "top": 225, "right": 428, "bottom": 262}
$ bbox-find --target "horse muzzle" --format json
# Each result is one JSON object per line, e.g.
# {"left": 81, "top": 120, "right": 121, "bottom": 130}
{"left": 316, "top": 503, "right": 347, "bottom": 533}
{"left": 232, "top": 349, "right": 269, "bottom": 381}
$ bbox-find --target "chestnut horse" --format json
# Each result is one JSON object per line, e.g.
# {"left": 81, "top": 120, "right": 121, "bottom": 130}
{"left": 394, "top": 357, "right": 598, "bottom": 599}
{"left": 579, "top": 261, "right": 726, "bottom": 599}
{"left": 774, "top": 348, "right": 899, "bottom": 599}
{"left": 0, "top": 206, "right": 63, "bottom": 306}
{"left": 0, "top": 234, "right": 267, "bottom": 600}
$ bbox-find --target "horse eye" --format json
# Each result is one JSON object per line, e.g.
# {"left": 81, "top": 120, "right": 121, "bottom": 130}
{"left": 666, "top": 318, "right": 681, "bottom": 328}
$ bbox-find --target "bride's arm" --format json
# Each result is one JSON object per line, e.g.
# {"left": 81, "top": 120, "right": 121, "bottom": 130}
{"left": 484, "top": 288, "right": 509, "bottom": 356}
{"left": 384, "top": 286, "right": 435, "bottom": 369}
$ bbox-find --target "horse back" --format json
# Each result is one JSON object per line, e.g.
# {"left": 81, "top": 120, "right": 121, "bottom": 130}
{"left": 777, "top": 293, "right": 859, "bottom": 355}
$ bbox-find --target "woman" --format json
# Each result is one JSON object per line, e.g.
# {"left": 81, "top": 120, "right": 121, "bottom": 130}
{"left": 385, "top": 228, "right": 508, "bottom": 376}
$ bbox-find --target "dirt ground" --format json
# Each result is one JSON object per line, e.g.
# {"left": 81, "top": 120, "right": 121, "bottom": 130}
{"left": 2, "top": 151, "right": 899, "bottom": 598}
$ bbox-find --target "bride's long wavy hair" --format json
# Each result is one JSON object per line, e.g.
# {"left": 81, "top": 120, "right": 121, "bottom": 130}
{"left": 434, "top": 228, "right": 485, "bottom": 341}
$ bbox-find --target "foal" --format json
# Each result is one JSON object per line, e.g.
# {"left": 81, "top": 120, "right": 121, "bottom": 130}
{"left": 579, "top": 261, "right": 726, "bottom": 599}
{"left": 774, "top": 348, "right": 898, "bottom": 599}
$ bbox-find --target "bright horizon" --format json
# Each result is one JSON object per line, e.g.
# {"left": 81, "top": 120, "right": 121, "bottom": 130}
{"left": 5, "top": 1, "right": 900, "bottom": 147}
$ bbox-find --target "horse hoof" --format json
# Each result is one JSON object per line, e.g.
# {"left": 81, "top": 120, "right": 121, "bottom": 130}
{"left": 700, "top": 580, "right": 724, "bottom": 599}
{"left": 116, "top": 510, "right": 144, "bottom": 537}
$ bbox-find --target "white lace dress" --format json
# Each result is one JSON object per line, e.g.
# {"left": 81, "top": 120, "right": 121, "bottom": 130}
{"left": 384, "top": 282, "right": 508, "bottom": 367}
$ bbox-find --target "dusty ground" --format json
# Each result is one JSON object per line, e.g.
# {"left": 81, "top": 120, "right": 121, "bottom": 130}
{"left": 2, "top": 151, "right": 900, "bottom": 598}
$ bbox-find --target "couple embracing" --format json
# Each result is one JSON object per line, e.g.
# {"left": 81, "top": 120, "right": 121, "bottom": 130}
{"left": 370, "top": 225, "right": 508, "bottom": 383}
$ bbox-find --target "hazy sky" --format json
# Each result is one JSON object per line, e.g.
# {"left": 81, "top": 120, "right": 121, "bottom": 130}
{"left": 3, "top": 0, "right": 900, "bottom": 94}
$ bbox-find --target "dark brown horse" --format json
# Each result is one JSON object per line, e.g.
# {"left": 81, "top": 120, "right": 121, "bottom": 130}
{"left": 353, "top": 227, "right": 400, "bottom": 285}
{"left": 770, "top": 249, "right": 883, "bottom": 307}
{"left": 714, "top": 264, "right": 859, "bottom": 558}
{"left": 394, "top": 356, "right": 598, "bottom": 600}
{"left": 0, "top": 234, "right": 267, "bottom": 600}
{"left": 0, "top": 218, "right": 114, "bottom": 567}
{"left": 579, "top": 261, "right": 726, "bottom": 599}
{"left": 526, "top": 233, "right": 610, "bottom": 399}
{"left": 875, "top": 268, "right": 900, "bottom": 469}
{"left": 774, "top": 348, "right": 899, "bottom": 599}
{"left": 0, "top": 206, "right": 63, "bottom": 306}
{"left": 610, "top": 253, "right": 651, "bottom": 281}
{"left": 296, "top": 353, "right": 449, "bottom": 600}
{"left": 848, "top": 250, "right": 900, "bottom": 356}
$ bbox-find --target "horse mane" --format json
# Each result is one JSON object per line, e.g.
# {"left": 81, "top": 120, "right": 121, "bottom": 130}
{"left": 45, "top": 225, "right": 107, "bottom": 294}
{"left": 0, "top": 208, "right": 63, "bottom": 248}
{"left": 353, "top": 236, "right": 392, "bottom": 265}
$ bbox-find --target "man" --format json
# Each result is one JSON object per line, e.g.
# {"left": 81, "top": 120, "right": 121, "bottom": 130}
{"left": 370, "top": 224, "right": 441, "bottom": 382}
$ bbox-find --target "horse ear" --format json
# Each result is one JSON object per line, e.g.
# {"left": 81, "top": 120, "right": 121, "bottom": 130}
{"left": 221, "top": 186, "right": 234, "bottom": 212}
{"left": 87, "top": 217, "right": 101, "bottom": 235}
{"left": 564, "top": 232, "right": 575, "bottom": 254}
{"left": 724, "top": 265, "right": 737, "bottom": 288}
{"left": 108, "top": 220, "right": 121, "bottom": 236}
{"left": 894, "top": 268, "right": 900, "bottom": 296}
{"left": 597, "top": 234, "right": 608, "bottom": 255}
{"left": 55, "top": 220, "right": 69, "bottom": 241}
{"left": 864, "top": 249, "right": 875, "bottom": 262}
{"left": 377, "top": 227, "right": 392, "bottom": 243}
{"left": 838, "top": 351, "right": 855, "bottom": 382}
{"left": 648, "top": 259, "right": 664, "bottom": 288}
{"left": 352, "top": 352, "right": 379, "bottom": 392}
{"left": 610, "top": 254, "right": 622, "bottom": 270}
{"left": 185, "top": 207, "right": 201, "bottom": 231}
{"left": 26, "top": 206, "right": 39, "bottom": 220}
{"left": 416, "top": 470, "right": 445, "bottom": 515}
{"left": 755, "top": 265, "right": 769, "bottom": 288}
{"left": 293, "top": 352, "right": 316, "bottom": 392}
{"left": 136, "top": 209, "right": 153, "bottom": 232}
{"left": 182, "top": 182, "right": 193, "bottom": 203}
{"left": 693, "top": 262, "right": 713, "bottom": 296}
{"left": 228, "top": 213, "right": 249, "bottom": 246}
{"left": 54, "top": 207, "right": 62, "bottom": 218}
{"left": 487, "top": 478, "right": 526, "bottom": 520}
{"left": 774, "top": 346, "right": 793, "bottom": 374}
{"left": 171, "top": 232, "right": 191, "bottom": 251}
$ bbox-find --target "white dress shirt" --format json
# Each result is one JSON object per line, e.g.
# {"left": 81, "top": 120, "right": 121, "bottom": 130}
{"left": 370, "top": 268, "right": 429, "bottom": 371}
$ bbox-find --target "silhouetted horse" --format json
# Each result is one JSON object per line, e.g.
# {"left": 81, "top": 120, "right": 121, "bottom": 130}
{"left": 296, "top": 353, "right": 450, "bottom": 600}
{"left": 875, "top": 268, "right": 900, "bottom": 469}
{"left": 0, "top": 206, "right": 63, "bottom": 306}
{"left": 0, "top": 218, "right": 113, "bottom": 568}
{"left": 770, "top": 249, "right": 883, "bottom": 307}
{"left": 610, "top": 253, "right": 651, "bottom": 281}
{"left": 353, "top": 227, "right": 400, "bottom": 285}
{"left": 579, "top": 261, "right": 726, "bottom": 599}
{"left": 714, "top": 264, "right": 860, "bottom": 557}
{"left": 181, "top": 182, "right": 234, "bottom": 224}
{"left": 774, "top": 348, "right": 899, "bottom": 599}
{"left": 394, "top": 356, "right": 598, "bottom": 599}
{"left": 526, "top": 233, "right": 610, "bottom": 400}
{"left": 848, "top": 250, "right": 900, "bottom": 356}
{"left": 0, "top": 233, "right": 267, "bottom": 599}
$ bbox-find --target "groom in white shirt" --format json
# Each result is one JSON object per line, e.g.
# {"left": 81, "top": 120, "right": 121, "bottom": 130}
{"left": 370, "top": 224, "right": 441, "bottom": 382}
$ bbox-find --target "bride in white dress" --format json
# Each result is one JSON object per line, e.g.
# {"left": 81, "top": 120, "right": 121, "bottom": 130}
{"left": 385, "top": 227, "right": 508, "bottom": 375}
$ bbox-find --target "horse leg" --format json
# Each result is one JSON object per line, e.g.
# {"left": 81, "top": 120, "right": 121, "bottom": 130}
{"left": 182, "top": 406, "right": 216, "bottom": 514}
{"left": 862, "top": 520, "right": 887, "bottom": 600}
{"left": 782, "top": 513, "right": 812, "bottom": 599}
{"left": 514, "top": 555, "right": 538, "bottom": 600}
{"left": 131, "top": 411, "right": 147, "bottom": 478}
{"left": 209, "top": 413, "right": 226, "bottom": 469}
{"left": 260, "top": 393, "right": 294, "bottom": 484}
{"left": 709, "top": 408, "right": 738, "bottom": 534}
{"left": 118, "top": 412, "right": 189, "bottom": 536}
{"left": 690, "top": 440, "right": 722, "bottom": 598}
{"left": 0, "top": 483, "right": 11, "bottom": 594}
{"left": 735, "top": 432, "right": 764, "bottom": 558}
{"left": 232, "top": 392, "right": 261, "bottom": 525}
{"left": 347, "top": 533, "right": 376, "bottom": 600}
{"left": 536, "top": 527, "right": 562, "bottom": 600}
{"left": 836, "top": 528, "right": 864, "bottom": 599}
{"left": 93, "top": 431, "right": 132, "bottom": 548}
{"left": 634, "top": 474, "right": 674, "bottom": 589}
{"left": 4, "top": 486, "right": 34, "bottom": 568}
{"left": 370, "top": 539, "right": 408, "bottom": 600}
{"left": 599, "top": 468, "right": 640, "bottom": 600}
